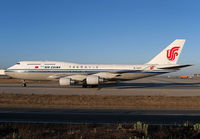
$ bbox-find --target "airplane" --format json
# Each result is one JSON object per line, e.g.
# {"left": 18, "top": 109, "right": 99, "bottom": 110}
{"left": 4, "top": 39, "right": 191, "bottom": 88}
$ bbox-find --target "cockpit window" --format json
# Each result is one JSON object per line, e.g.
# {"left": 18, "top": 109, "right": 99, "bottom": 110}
{"left": 16, "top": 63, "right": 20, "bottom": 65}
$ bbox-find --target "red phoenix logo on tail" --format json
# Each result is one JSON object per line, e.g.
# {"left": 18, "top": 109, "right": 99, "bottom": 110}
{"left": 167, "top": 46, "right": 180, "bottom": 61}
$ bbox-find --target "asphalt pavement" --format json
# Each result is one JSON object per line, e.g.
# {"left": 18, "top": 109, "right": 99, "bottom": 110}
{"left": 0, "top": 77, "right": 200, "bottom": 96}
{"left": 1, "top": 108, "right": 200, "bottom": 125}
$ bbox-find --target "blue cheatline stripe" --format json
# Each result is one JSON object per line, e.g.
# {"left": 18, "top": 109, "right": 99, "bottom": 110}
{"left": 5, "top": 69, "right": 168, "bottom": 74}
{"left": 7, "top": 69, "right": 134, "bottom": 70}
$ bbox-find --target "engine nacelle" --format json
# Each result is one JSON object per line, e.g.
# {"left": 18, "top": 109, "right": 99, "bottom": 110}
{"left": 86, "top": 75, "right": 103, "bottom": 85}
{"left": 59, "top": 78, "right": 75, "bottom": 86}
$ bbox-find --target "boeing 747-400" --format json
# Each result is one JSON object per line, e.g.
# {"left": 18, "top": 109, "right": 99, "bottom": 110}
{"left": 5, "top": 39, "right": 191, "bottom": 87}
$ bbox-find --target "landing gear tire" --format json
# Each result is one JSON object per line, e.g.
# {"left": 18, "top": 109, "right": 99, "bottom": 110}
{"left": 82, "top": 79, "right": 87, "bottom": 88}
{"left": 82, "top": 84, "right": 87, "bottom": 88}
{"left": 91, "top": 85, "right": 99, "bottom": 88}
{"left": 22, "top": 83, "right": 27, "bottom": 87}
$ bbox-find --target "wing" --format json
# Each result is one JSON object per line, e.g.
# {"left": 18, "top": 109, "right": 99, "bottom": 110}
{"left": 48, "top": 69, "right": 144, "bottom": 81}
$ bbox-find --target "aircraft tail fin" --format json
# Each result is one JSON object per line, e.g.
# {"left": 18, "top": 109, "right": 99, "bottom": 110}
{"left": 147, "top": 39, "right": 186, "bottom": 65}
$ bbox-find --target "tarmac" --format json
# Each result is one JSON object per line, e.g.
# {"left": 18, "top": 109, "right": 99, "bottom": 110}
{"left": 1, "top": 77, "right": 200, "bottom": 124}
{"left": 0, "top": 77, "right": 200, "bottom": 96}
{"left": 1, "top": 108, "right": 200, "bottom": 125}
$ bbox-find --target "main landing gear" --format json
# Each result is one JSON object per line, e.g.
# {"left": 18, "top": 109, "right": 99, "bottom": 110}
{"left": 22, "top": 80, "right": 27, "bottom": 87}
{"left": 82, "top": 84, "right": 100, "bottom": 88}
{"left": 82, "top": 84, "right": 87, "bottom": 88}
{"left": 82, "top": 80, "right": 87, "bottom": 88}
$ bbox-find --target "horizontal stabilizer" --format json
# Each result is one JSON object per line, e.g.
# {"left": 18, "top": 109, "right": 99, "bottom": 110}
{"left": 158, "top": 64, "right": 192, "bottom": 70}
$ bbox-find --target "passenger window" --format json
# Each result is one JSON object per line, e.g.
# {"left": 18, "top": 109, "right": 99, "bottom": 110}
{"left": 73, "top": 66, "right": 75, "bottom": 68}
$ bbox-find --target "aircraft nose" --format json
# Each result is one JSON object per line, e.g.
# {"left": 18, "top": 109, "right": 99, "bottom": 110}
{"left": 0, "top": 69, "right": 6, "bottom": 76}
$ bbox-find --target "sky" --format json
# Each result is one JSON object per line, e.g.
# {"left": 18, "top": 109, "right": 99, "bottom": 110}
{"left": 0, "top": 0, "right": 200, "bottom": 75}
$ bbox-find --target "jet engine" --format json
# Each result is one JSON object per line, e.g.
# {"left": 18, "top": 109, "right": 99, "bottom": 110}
{"left": 86, "top": 75, "right": 103, "bottom": 85}
{"left": 59, "top": 78, "right": 75, "bottom": 86}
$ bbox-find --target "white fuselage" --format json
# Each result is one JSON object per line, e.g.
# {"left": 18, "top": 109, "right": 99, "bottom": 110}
{"left": 5, "top": 61, "right": 167, "bottom": 81}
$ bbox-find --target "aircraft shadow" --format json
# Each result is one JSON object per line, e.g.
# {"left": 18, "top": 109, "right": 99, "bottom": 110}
{"left": 101, "top": 82, "right": 200, "bottom": 89}
{"left": 0, "top": 82, "right": 200, "bottom": 89}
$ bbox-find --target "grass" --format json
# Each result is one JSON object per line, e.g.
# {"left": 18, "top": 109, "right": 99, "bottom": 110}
{"left": 0, "top": 122, "right": 200, "bottom": 139}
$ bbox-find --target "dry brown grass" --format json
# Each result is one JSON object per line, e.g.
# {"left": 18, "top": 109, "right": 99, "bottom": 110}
{"left": 1, "top": 123, "right": 200, "bottom": 139}
{"left": 0, "top": 93, "right": 200, "bottom": 109}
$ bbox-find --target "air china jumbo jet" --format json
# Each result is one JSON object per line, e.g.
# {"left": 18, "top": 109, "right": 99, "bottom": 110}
{"left": 5, "top": 39, "right": 191, "bottom": 88}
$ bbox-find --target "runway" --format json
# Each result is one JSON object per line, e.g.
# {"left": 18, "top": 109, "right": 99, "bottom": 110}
{"left": 1, "top": 77, "right": 200, "bottom": 125}
{"left": 0, "top": 77, "right": 200, "bottom": 96}
{"left": 1, "top": 108, "right": 200, "bottom": 125}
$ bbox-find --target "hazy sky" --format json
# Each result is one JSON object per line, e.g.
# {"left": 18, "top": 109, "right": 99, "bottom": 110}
{"left": 0, "top": 0, "right": 199, "bottom": 75}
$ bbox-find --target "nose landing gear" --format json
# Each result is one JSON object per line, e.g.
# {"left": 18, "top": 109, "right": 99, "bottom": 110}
{"left": 22, "top": 80, "right": 27, "bottom": 87}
